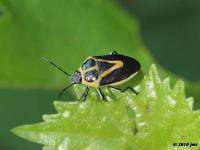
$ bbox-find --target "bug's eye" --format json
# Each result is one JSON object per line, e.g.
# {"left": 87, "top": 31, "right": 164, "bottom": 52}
{"left": 84, "top": 70, "right": 99, "bottom": 82}
{"left": 82, "top": 59, "right": 96, "bottom": 70}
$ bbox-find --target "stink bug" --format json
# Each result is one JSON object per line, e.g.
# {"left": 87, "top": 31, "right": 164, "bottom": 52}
{"left": 43, "top": 51, "right": 141, "bottom": 101}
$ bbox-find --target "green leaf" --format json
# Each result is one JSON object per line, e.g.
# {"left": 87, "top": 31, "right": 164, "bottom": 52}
{"left": 132, "top": 65, "right": 200, "bottom": 149}
{"left": 12, "top": 65, "right": 200, "bottom": 150}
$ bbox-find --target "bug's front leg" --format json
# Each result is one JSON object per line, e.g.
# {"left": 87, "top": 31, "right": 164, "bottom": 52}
{"left": 109, "top": 86, "right": 138, "bottom": 95}
{"left": 58, "top": 83, "right": 74, "bottom": 98}
{"left": 80, "top": 86, "right": 90, "bottom": 101}
{"left": 97, "top": 88, "right": 107, "bottom": 101}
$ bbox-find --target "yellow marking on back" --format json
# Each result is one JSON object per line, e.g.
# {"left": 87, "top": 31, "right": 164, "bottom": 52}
{"left": 79, "top": 56, "right": 124, "bottom": 88}
{"left": 100, "top": 60, "right": 123, "bottom": 78}
{"left": 79, "top": 57, "right": 100, "bottom": 88}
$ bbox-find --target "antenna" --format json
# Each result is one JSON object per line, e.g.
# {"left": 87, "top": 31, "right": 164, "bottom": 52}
{"left": 42, "top": 57, "right": 71, "bottom": 77}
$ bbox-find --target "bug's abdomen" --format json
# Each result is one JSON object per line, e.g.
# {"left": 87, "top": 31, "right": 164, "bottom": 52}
{"left": 96, "top": 55, "right": 141, "bottom": 86}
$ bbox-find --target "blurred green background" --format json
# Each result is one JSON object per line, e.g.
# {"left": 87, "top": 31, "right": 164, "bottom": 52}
{"left": 0, "top": 0, "right": 199, "bottom": 149}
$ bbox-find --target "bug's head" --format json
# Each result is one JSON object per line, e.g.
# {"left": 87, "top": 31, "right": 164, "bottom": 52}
{"left": 70, "top": 71, "right": 82, "bottom": 84}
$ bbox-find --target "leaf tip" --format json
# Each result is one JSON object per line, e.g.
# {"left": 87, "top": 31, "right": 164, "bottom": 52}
{"left": 11, "top": 127, "right": 18, "bottom": 135}
{"left": 186, "top": 97, "right": 194, "bottom": 110}
{"left": 149, "top": 64, "right": 161, "bottom": 83}
{"left": 53, "top": 101, "right": 64, "bottom": 112}
{"left": 172, "top": 80, "right": 185, "bottom": 97}
{"left": 53, "top": 101, "right": 60, "bottom": 107}
{"left": 11, "top": 125, "right": 28, "bottom": 139}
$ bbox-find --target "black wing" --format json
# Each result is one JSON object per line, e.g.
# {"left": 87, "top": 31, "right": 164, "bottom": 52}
{"left": 94, "top": 54, "right": 141, "bottom": 86}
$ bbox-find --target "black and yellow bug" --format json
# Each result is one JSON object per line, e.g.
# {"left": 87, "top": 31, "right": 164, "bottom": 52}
{"left": 43, "top": 51, "right": 141, "bottom": 101}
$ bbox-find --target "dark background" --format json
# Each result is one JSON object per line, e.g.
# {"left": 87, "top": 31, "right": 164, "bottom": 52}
{"left": 118, "top": 0, "right": 200, "bottom": 81}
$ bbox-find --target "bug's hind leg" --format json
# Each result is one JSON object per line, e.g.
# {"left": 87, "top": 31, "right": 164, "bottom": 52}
{"left": 97, "top": 88, "right": 107, "bottom": 101}
{"left": 109, "top": 86, "right": 138, "bottom": 95}
{"left": 121, "top": 87, "right": 139, "bottom": 95}
{"left": 80, "top": 86, "right": 90, "bottom": 101}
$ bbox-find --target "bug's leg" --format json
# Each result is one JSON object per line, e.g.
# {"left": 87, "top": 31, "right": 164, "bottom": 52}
{"left": 58, "top": 83, "right": 74, "bottom": 98}
{"left": 110, "top": 51, "right": 118, "bottom": 55}
{"left": 80, "top": 86, "right": 90, "bottom": 101}
{"left": 121, "top": 87, "right": 139, "bottom": 95}
{"left": 109, "top": 86, "right": 138, "bottom": 95}
{"left": 97, "top": 88, "right": 107, "bottom": 101}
